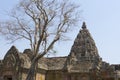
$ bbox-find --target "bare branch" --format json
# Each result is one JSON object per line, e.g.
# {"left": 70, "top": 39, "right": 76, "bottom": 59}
{"left": 35, "top": 33, "right": 60, "bottom": 60}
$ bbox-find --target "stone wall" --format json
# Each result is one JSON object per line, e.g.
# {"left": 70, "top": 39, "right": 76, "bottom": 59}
{"left": 36, "top": 73, "right": 45, "bottom": 80}
{"left": 45, "top": 71, "right": 66, "bottom": 80}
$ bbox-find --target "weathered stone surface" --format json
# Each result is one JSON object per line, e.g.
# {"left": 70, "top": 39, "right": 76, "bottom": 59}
{"left": 38, "top": 57, "right": 67, "bottom": 70}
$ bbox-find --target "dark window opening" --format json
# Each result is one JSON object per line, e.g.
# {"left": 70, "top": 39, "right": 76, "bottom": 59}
{"left": 7, "top": 78, "right": 12, "bottom": 80}
{"left": 4, "top": 75, "right": 12, "bottom": 80}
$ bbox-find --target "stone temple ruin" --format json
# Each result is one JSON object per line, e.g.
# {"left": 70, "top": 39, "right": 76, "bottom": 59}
{"left": 0, "top": 22, "right": 120, "bottom": 80}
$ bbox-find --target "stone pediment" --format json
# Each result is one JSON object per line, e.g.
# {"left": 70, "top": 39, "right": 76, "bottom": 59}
{"left": 3, "top": 46, "right": 20, "bottom": 69}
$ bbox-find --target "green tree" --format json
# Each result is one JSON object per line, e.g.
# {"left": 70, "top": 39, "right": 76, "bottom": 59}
{"left": 0, "top": 0, "right": 80, "bottom": 80}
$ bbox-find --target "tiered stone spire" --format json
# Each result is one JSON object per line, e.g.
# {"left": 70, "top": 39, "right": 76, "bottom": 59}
{"left": 67, "top": 22, "right": 101, "bottom": 72}
{"left": 69, "top": 22, "right": 99, "bottom": 59}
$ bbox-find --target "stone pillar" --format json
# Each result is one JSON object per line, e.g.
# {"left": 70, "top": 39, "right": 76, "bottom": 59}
{"left": 114, "top": 71, "right": 118, "bottom": 80}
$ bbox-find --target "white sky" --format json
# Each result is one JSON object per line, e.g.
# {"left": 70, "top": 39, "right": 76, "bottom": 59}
{"left": 0, "top": 0, "right": 120, "bottom": 64}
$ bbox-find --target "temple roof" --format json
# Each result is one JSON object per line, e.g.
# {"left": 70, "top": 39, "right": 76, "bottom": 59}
{"left": 66, "top": 22, "right": 101, "bottom": 72}
{"left": 1, "top": 45, "right": 67, "bottom": 70}
{"left": 69, "top": 22, "right": 99, "bottom": 58}
{"left": 38, "top": 57, "right": 67, "bottom": 70}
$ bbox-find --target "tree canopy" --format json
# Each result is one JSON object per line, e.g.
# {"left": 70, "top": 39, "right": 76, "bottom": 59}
{"left": 0, "top": 0, "right": 81, "bottom": 80}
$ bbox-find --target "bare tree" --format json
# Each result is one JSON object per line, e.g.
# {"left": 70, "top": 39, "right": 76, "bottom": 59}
{"left": 0, "top": 0, "right": 80, "bottom": 80}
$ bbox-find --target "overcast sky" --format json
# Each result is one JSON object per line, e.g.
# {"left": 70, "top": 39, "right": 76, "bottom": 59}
{"left": 0, "top": 0, "right": 120, "bottom": 64}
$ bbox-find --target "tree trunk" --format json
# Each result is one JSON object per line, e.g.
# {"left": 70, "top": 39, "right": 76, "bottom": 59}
{"left": 26, "top": 59, "right": 37, "bottom": 80}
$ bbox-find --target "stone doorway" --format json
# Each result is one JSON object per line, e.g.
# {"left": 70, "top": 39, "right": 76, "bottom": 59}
{"left": 4, "top": 75, "right": 12, "bottom": 80}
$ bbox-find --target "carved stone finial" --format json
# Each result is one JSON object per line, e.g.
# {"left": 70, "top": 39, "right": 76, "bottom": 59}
{"left": 82, "top": 22, "right": 86, "bottom": 29}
